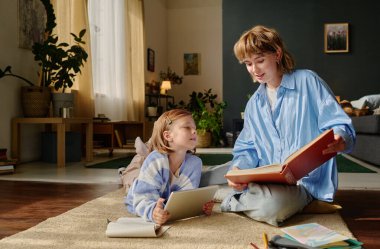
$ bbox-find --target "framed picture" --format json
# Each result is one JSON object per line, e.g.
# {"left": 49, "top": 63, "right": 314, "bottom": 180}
{"left": 184, "top": 53, "right": 200, "bottom": 75}
{"left": 324, "top": 23, "right": 349, "bottom": 53}
{"left": 18, "top": 0, "right": 46, "bottom": 49}
{"left": 147, "top": 48, "right": 155, "bottom": 72}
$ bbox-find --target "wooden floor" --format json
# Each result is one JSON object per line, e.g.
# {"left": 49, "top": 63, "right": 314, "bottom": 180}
{"left": 0, "top": 181, "right": 379, "bottom": 249}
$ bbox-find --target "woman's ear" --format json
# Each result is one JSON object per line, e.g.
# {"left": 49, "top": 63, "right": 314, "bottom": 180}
{"left": 276, "top": 48, "right": 283, "bottom": 62}
{"left": 163, "top": 130, "right": 172, "bottom": 142}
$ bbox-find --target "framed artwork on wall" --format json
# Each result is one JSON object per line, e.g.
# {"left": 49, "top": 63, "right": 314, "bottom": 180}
{"left": 147, "top": 48, "right": 155, "bottom": 72}
{"left": 18, "top": 0, "right": 46, "bottom": 49}
{"left": 324, "top": 23, "right": 349, "bottom": 53}
{"left": 184, "top": 53, "right": 200, "bottom": 75}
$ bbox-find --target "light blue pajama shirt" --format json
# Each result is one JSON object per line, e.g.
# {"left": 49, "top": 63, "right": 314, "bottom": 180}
{"left": 232, "top": 69, "right": 356, "bottom": 201}
{"left": 125, "top": 150, "right": 202, "bottom": 222}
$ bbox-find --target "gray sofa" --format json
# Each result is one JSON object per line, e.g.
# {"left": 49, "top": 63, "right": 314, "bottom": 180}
{"left": 349, "top": 115, "right": 380, "bottom": 166}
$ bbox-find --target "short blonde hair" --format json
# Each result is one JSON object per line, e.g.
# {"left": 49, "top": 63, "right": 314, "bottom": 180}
{"left": 234, "top": 25, "right": 295, "bottom": 74}
{"left": 151, "top": 109, "right": 194, "bottom": 154}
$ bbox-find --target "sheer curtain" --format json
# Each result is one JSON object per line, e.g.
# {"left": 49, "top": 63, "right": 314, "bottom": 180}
{"left": 88, "top": 0, "right": 127, "bottom": 121}
{"left": 54, "top": 0, "right": 94, "bottom": 118}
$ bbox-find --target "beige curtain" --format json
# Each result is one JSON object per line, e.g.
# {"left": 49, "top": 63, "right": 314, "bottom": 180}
{"left": 125, "top": 0, "right": 145, "bottom": 121}
{"left": 53, "top": 0, "right": 94, "bottom": 118}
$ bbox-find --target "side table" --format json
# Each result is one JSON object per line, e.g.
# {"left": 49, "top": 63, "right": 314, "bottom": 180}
{"left": 11, "top": 117, "right": 93, "bottom": 168}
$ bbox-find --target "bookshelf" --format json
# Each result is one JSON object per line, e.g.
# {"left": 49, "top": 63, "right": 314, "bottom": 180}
{"left": 93, "top": 121, "right": 145, "bottom": 155}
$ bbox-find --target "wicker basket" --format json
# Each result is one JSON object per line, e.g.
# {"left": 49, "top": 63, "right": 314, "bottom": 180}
{"left": 21, "top": 86, "right": 51, "bottom": 117}
{"left": 196, "top": 130, "right": 211, "bottom": 148}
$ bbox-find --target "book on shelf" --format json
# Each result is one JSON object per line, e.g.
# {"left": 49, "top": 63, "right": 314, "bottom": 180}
{"left": 105, "top": 217, "right": 170, "bottom": 238}
{"left": 224, "top": 129, "right": 336, "bottom": 185}
{"left": 114, "top": 130, "right": 123, "bottom": 147}
{"left": 0, "top": 165, "right": 15, "bottom": 174}
{"left": 280, "top": 223, "right": 363, "bottom": 248}
{"left": 93, "top": 117, "right": 110, "bottom": 123}
{"left": 0, "top": 148, "right": 7, "bottom": 160}
{"left": 0, "top": 159, "right": 17, "bottom": 166}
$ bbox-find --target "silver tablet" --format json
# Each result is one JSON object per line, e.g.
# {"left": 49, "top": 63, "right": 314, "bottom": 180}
{"left": 164, "top": 185, "right": 218, "bottom": 222}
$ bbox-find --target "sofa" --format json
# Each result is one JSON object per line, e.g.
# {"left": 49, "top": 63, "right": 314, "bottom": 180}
{"left": 349, "top": 114, "right": 380, "bottom": 166}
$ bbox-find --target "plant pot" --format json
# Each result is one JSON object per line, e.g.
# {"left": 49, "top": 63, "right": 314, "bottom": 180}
{"left": 21, "top": 86, "right": 51, "bottom": 117}
{"left": 52, "top": 92, "right": 75, "bottom": 117}
{"left": 147, "top": 106, "right": 158, "bottom": 117}
{"left": 196, "top": 130, "right": 211, "bottom": 148}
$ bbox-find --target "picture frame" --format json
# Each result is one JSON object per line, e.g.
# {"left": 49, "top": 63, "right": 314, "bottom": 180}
{"left": 18, "top": 0, "right": 46, "bottom": 49}
{"left": 324, "top": 23, "right": 349, "bottom": 53}
{"left": 184, "top": 53, "right": 200, "bottom": 75}
{"left": 147, "top": 48, "right": 155, "bottom": 72}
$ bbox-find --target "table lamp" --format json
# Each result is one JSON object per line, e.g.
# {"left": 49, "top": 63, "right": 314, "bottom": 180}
{"left": 160, "top": 80, "right": 171, "bottom": 95}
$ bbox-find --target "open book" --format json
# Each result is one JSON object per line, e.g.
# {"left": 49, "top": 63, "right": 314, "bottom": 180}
{"left": 281, "top": 223, "right": 352, "bottom": 248}
{"left": 106, "top": 217, "right": 171, "bottom": 238}
{"left": 224, "top": 129, "right": 336, "bottom": 184}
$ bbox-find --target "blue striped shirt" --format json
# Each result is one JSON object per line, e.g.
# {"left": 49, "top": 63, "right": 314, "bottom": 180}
{"left": 125, "top": 150, "right": 202, "bottom": 222}
{"left": 233, "top": 69, "right": 355, "bottom": 201}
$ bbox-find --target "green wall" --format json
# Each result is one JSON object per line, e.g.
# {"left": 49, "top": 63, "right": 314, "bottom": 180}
{"left": 223, "top": 0, "right": 380, "bottom": 131}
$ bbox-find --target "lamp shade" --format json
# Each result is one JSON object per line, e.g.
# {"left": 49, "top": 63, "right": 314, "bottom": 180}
{"left": 161, "top": 81, "right": 171, "bottom": 90}
{"left": 160, "top": 80, "right": 172, "bottom": 94}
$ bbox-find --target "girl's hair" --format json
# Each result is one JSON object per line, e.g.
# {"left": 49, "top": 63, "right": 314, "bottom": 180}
{"left": 150, "top": 108, "right": 194, "bottom": 154}
{"left": 233, "top": 25, "right": 295, "bottom": 74}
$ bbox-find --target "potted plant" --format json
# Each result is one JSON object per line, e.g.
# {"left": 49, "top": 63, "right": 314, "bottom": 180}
{"left": 178, "top": 89, "right": 227, "bottom": 147}
{"left": 0, "top": 0, "right": 88, "bottom": 117}
{"left": 159, "top": 67, "right": 183, "bottom": 85}
{"left": 147, "top": 101, "right": 158, "bottom": 117}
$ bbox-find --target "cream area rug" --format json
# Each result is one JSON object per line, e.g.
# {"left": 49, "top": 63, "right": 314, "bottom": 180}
{"left": 0, "top": 188, "right": 354, "bottom": 249}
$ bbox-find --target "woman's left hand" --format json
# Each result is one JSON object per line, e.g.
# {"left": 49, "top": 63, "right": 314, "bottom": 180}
{"left": 323, "top": 134, "right": 346, "bottom": 154}
{"left": 202, "top": 200, "right": 214, "bottom": 216}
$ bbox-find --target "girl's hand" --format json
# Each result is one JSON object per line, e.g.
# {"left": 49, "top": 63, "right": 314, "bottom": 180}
{"left": 227, "top": 166, "right": 248, "bottom": 191}
{"left": 323, "top": 134, "right": 346, "bottom": 154}
{"left": 152, "top": 198, "right": 170, "bottom": 225}
{"left": 202, "top": 200, "right": 214, "bottom": 216}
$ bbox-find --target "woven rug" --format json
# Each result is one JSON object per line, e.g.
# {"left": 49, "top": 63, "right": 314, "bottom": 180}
{"left": 86, "top": 154, "right": 375, "bottom": 173}
{"left": 0, "top": 188, "right": 354, "bottom": 249}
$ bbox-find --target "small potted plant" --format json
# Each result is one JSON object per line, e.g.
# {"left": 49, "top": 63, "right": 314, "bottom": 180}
{"left": 159, "top": 67, "right": 183, "bottom": 85}
{"left": 178, "top": 89, "right": 227, "bottom": 147}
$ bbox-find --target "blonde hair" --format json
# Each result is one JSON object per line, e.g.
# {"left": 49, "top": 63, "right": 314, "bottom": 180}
{"left": 234, "top": 25, "right": 295, "bottom": 74}
{"left": 150, "top": 109, "right": 194, "bottom": 154}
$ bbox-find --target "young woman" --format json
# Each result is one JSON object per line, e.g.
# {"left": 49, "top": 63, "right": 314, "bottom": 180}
{"left": 126, "top": 109, "right": 214, "bottom": 225}
{"left": 221, "top": 25, "right": 355, "bottom": 226}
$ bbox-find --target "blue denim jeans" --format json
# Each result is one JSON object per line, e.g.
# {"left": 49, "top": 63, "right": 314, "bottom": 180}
{"left": 220, "top": 183, "right": 313, "bottom": 226}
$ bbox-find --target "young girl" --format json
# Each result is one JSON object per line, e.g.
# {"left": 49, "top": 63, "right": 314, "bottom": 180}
{"left": 125, "top": 109, "right": 214, "bottom": 225}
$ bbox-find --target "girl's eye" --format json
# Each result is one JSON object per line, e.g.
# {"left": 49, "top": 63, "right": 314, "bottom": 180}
{"left": 257, "top": 59, "right": 264, "bottom": 63}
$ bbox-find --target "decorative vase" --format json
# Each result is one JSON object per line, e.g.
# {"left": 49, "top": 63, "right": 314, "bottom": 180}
{"left": 21, "top": 86, "right": 51, "bottom": 117}
{"left": 52, "top": 92, "right": 75, "bottom": 117}
{"left": 147, "top": 106, "right": 158, "bottom": 117}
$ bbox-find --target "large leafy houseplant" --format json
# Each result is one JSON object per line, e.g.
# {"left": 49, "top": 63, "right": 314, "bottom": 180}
{"left": 32, "top": 0, "right": 88, "bottom": 92}
{"left": 179, "top": 89, "right": 227, "bottom": 147}
{"left": 0, "top": 0, "right": 88, "bottom": 117}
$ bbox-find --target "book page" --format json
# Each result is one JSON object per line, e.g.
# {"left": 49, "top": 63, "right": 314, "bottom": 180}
{"left": 225, "top": 164, "right": 282, "bottom": 176}
{"left": 106, "top": 217, "right": 171, "bottom": 238}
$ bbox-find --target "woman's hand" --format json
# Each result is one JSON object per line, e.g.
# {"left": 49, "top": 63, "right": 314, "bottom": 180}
{"left": 152, "top": 198, "right": 170, "bottom": 225}
{"left": 323, "top": 134, "right": 346, "bottom": 154}
{"left": 227, "top": 166, "right": 248, "bottom": 191}
{"left": 202, "top": 200, "right": 214, "bottom": 216}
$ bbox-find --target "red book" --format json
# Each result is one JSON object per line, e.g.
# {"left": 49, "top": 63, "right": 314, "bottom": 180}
{"left": 224, "top": 129, "right": 336, "bottom": 185}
